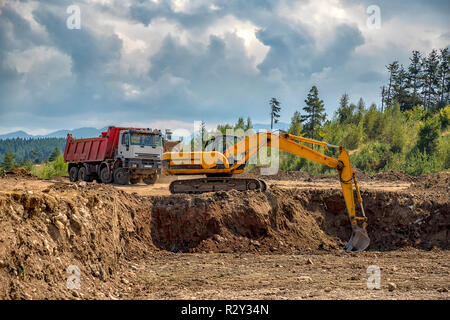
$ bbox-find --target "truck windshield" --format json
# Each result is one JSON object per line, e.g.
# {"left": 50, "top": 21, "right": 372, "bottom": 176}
{"left": 130, "top": 134, "right": 162, "bottom": 147}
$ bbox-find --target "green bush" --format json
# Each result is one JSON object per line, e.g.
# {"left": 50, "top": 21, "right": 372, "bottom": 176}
{"left": 31, "top": 154, "right": 68, "bottom": 179}
{"left": 439, "top": 105, "right": 450, "bottom": 130}
{"left": 404, "top": 149, "right": 442, "bottom": 176}
{"left": 350, "top": 142, "right": 391, "bottom": 175}
{"left": 342, "top": 123, "right": 364, "bottom": 150}
{"left": 438, "top": 134, "right": 450, "bottom": 170}
{"left": 416, "top": 117, "right": 441, "bottom": 155}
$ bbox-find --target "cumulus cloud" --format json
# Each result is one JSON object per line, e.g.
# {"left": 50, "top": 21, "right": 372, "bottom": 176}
{"left": 0, "top": 0, "right": 449, "bottom": 134}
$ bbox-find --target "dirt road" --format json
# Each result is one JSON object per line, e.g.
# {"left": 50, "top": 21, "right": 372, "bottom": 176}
{"left": 0, "top": 169, "right": 448, "bottom": 300}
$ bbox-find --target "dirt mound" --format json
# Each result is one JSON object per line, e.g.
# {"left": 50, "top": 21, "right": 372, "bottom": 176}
{"left": 410, "top": 172, "right": 449, "bottom": 192}
{"left": 0, "top": 182, "right": 155, "bottom": 299}
{"left": 0, "top": 167, "right": 35, "bottom": 179}
{"left": 351, "top": 168, "right": 373, "bottom": 181}
{"left": 374, "top": 170, "right": 418, "bottom": 182}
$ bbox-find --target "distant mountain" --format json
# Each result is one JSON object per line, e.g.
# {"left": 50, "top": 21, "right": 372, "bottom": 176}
{"left": 0, "top": 123, "right": 290, "bottom": 141}
{"left": 0, "top": 127, "right": 108, "bottom": 140}
{"left": 40, "top": 127, "right": 108, "bottom": 138}
{"left": 0, "top": 130, "right": 34, "bottom": 139}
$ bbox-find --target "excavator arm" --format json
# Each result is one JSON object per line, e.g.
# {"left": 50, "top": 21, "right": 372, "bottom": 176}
{"left": 222, "top": 132, "right": 370, "bottom": 252}
{"left": 163, "top": 132, "right": 370, "bottom": 252}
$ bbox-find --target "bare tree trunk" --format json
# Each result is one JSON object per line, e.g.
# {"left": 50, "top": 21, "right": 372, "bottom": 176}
{"left": 387, "top": 74, "right": 393, "bottom": 107}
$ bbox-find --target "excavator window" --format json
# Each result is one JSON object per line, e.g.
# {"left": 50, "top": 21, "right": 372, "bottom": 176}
{"left": 204, "top": 135, "right": 242, "bottom": 153}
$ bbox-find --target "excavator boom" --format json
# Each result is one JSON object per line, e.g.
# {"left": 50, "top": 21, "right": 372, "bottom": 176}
{"left": 163, "top": 132, "right": 370, "bottom": 252}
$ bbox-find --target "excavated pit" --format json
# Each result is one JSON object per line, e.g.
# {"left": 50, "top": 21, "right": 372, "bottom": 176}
{"left": 0, "top": 172, "right": 448, "bottom": 298}
{"left": 150, "top": 187, "right": 449, "bottom": 253}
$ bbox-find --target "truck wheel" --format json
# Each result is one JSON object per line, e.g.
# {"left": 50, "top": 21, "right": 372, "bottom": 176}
{"left": 143, "top": 174, "right": 158, "bottom": 185}
{"left": 78, "top": 167, "right": 90, "bottom": 182}
{"left": 100, "top": 167, "right": 113, "bottom": 184}
{"left": 69, "top": 167, "right": 79, "bottom": 182}
{"left": 114, "top": 168, "right": 129, "bottom": 185}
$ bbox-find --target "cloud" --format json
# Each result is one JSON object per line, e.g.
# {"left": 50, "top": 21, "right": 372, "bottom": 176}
{"left": 0, "top": 0, "right": 449, "bottom": 133}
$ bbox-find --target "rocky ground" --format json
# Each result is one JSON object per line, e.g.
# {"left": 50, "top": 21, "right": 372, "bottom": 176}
{"left": 0, "top": 168, "right": 448, "bottom": 300}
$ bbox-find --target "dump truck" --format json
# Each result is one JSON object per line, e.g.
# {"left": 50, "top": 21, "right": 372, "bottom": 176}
{"left": 64, "top": 126, "right": 163, "bottom": 185}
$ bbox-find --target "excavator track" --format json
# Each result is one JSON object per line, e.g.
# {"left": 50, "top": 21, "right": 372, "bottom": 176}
{"left": 169, "top": 177, "right": 267, "bottom": 194}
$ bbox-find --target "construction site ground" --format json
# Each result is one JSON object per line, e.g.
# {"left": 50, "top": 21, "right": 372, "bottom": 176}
{"left": 0, "top": 168, "right": 448, "bottom": 300}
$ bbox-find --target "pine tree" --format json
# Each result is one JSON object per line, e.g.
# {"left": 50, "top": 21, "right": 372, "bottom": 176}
{"left": 217, "top": 124, "right": 233, "bottom": 135}
{"left": 48, "top": 147, "right": 61, "bottom": 162}
{"left": 422, "top": 49, "right": 440, "bottom": 109}
{"left": 1, "top": 151, "right": 17, "bottom": 171}
{"left": 301, "top": 86, "right": 327, "bottom": 143}
{"left": 244, "top": 117, "right": 253, "bottom": 131}
{"left": 354, "top": 97, "right": 366, "bottom": 123}
{"left": 407, "top": 50, "right": 423, "bottom": 107}
{"left": 380, "top": 85, "right": 386, "bottom": 112}
{"left": 437, "top": 48, "right": 449, "bottom": 107}
{"left": 269, "top": 98, "right": 281, "bottom": 130}
{"left": 235, "top": 117, "right": 245, "bottom": 130}
{"left": 335, "top": 93, "right": 352, "bottom": 124}
{"left": 200, "top": 121, "right": 208, "bottom": 148}
{"left": 288, "top": 111, "right": 303, "bottom": 136}
{"left": 192, "top": 121, "right": 208, "bottom": 150}
{"left": 30, "top": 149, "right": 40, "bottom": 164}
{"left": 385, "top": 61, "right": 400, "bottom": 107}
{"left": 392, "top": 64, "right": 411, "bottom": 110}
{"left": 357, "top": 97, "right": 366, "bottom": 114}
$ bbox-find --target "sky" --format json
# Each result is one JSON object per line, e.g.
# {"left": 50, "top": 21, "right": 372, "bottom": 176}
{"left": 0, "top": 0, "right": 449, "bottom": 135}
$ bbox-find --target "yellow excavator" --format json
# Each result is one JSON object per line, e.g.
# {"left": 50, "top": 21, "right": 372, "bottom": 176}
{"left": 162, "top": 132, "right": 370, "bottom": 252}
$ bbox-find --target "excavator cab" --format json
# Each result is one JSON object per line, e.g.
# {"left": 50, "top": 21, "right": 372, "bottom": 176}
{"left": 204, "top": 135, "right": 242, "bottom": 152}
{"left": 204, "top": 135, "right": 244, "bottom": 166}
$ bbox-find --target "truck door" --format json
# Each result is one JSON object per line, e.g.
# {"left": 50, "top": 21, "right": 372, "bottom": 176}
{"left": 119, "top": 132, "right": 133, "bottom": 159}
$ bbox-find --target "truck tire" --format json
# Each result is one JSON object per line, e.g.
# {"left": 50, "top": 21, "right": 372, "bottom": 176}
{"left": 100, "top": 167, "right": 113, "bottom": 184}
{"left": 114, "top": 168, "right": 129, "bottom": 185}
{"left": 143, "top": 174, "right": 158, "bottom": 185}
{"left": 78, "top": 166, "right": 93, "bottom": 182}
{"left": 69, "top": 167, "right": 79, "bottom": 182}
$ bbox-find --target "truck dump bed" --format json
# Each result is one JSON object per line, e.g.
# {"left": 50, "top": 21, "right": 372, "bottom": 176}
{"left": 64, "top": 135, "right": 112, "bottom": 163}
{"left": 63, "top": 127, "right": 131, "bottom": 163}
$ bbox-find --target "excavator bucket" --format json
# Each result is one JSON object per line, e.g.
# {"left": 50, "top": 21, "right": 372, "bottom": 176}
{"left": 344, "top": 225, "right": 370, "bottom": 252}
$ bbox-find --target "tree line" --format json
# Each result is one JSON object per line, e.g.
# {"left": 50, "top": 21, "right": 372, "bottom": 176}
{"left": 1, "top": 48, "right": 449, "bottom": 177}
{"left": 0, "top": 137, "right": 65, "bottom": 173}
{"left": 381, "top": 48, "right": 449, "bottom": 112}
{"left": 206, "top": 67, "right": 449, "bottom": 176}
